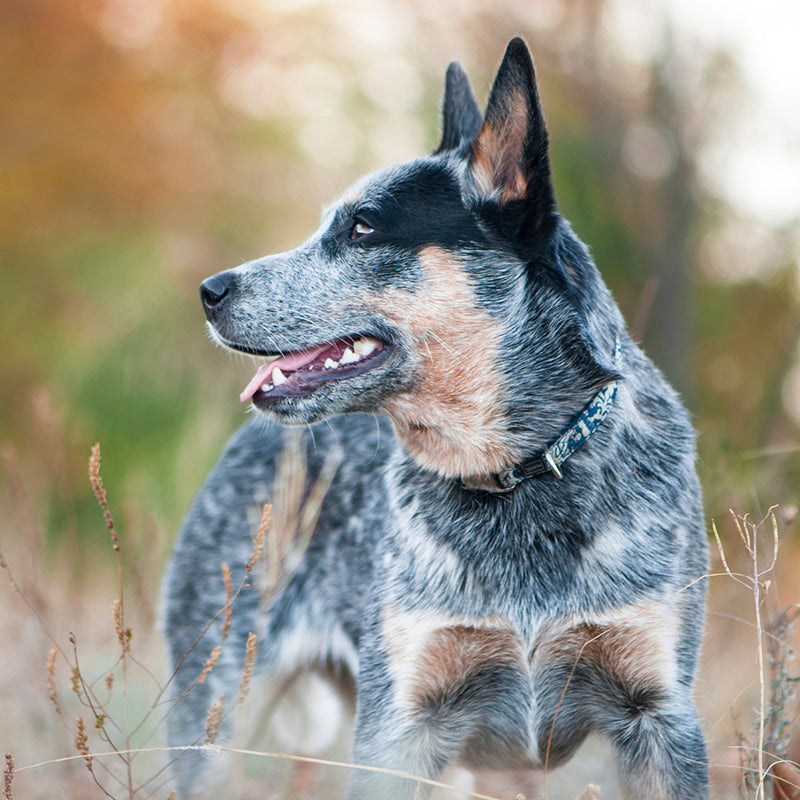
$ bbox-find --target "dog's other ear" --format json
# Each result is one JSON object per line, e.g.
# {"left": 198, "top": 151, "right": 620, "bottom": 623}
{"left": 469, "top": 38, "right": 556, "bottom": 234}
{"left": 434, "top": 62, "right": 483, "bottom": 154}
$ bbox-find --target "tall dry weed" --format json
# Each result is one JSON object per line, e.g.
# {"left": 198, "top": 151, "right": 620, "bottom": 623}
{"left": 714, "top": 509, "right": 800, "bottom": 800}
{"left": 0, "top": 443, "right": 278, "bottom": 798}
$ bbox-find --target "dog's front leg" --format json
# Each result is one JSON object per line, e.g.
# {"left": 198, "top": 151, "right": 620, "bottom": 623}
{"left": 347, "top": 673, "right": 450, "bottom": 799}
{"left": 603, "top": 688, "right": 708, "bottom": 800}
{"left": 346, "top": 624, "right": 461, "bottom": 800}
{"left": 347, "top": 606, "right": 533, "bottom": 800}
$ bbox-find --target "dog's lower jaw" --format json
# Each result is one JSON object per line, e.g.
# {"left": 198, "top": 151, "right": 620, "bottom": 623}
{"left": 243, "top": 348, "right": 410, "bottom": 425}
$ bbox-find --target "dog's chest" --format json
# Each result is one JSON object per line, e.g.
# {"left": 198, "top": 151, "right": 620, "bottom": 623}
{"left": 378, "top": 599, "right": 681, "bottom": 769}
{"left": 383, "top": 480, "right": 647, "bottom": 618}
{"left": 375, "top": 485, "right": 683, "bottom": 767}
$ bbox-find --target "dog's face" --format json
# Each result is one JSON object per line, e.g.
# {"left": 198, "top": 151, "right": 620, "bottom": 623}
{"left": 203, "top": 159, "right": 494, "bottom": 418}
{"left": 201, "top": 40, "right": 617, "bottom": 478}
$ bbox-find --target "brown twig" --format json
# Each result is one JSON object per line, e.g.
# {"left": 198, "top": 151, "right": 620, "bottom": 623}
{"left": 16, "top": 745, "right": 509, "bottom": 800}
{"left": 238, "top": 632, "right": 257, "bottom": 705}
{"left": 713, "top": 508, "right": 790, "bottom": 800}
{"left": 3, "top": 753, "right": 13, "bottom": 800}
{"left": 88, "top": 444, "right": 135, "bottom": 798}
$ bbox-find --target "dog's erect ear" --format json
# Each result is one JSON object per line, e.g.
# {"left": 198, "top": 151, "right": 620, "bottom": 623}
{"left": 469, "top": 38, "right": 555, "bottom": 229}
{"left": 434, "top": 62, "right": 483, "bottom": 155}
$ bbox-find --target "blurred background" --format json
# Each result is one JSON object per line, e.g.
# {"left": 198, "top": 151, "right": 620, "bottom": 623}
{"left": 1, "top": 0, "right": 799, "bottom": 797}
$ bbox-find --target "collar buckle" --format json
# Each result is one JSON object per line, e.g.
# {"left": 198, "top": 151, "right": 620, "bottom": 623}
{"left": 543, "top": 450, "right": 563, "bottom": 479}
{"left": 459, "top": 376, "right": 621, "bottom": 494}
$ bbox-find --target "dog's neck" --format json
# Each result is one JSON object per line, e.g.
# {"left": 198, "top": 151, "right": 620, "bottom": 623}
{"left": 373, "top": 245, "right": 523, "bottom": 478}
{"left": 374, "top": 248, "right": 622, "bottom": 484}
{"left": 388, "top": 412, "right": 519, "bottom": 480}
{"left": 387, "top": 332, "right": 622, "bottom": 487}
{"left": 457, "top": 378, "right": 620, "bottom": 492}
{"left": 386, "top": 376, "right": 620, "bottom": 487}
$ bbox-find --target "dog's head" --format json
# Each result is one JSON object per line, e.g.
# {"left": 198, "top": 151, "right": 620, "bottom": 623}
{"left": 201, "top": 38, "right": 622, "bottom": 479}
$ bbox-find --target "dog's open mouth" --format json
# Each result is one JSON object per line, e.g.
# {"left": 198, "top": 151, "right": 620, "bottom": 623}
{"left": 239, "top": 335, "right": 390, "bottom": 403}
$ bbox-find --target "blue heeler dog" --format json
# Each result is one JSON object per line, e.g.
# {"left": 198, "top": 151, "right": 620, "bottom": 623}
{"left": 163, "top": 38, "right": 708, "bottom": 799}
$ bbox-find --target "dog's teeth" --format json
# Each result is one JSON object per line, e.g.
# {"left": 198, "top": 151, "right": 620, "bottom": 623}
{"left": 272, "top": 367, "right": 287, "bottom": 386}
{"left": 261, "top": 383, "right": 273, "bottom": 393}
{"left": 340, "top": 347, "right": 358, "bottom": 364}
{"left": 354, "top": 338, "right": 377, "bottom": 357}
{"left": 324, "top": 358, "right": 338, "bottom": 370}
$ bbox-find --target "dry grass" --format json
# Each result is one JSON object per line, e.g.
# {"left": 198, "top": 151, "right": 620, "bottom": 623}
{"left": 706, "top": 509, "right": 800, "bottom": 800}
{"left": 1, "top": 441, "right": 799, "bottom": 799}
{"left": 0, "top": 443, "right": 275, "bottom": 799}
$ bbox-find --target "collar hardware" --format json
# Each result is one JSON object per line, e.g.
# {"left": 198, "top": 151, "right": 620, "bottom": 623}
{"left": 543, "top": 450, "right": 563, "bottom": 479}
{"left": 459, "top": 377, "right": 620, "bottom": 494}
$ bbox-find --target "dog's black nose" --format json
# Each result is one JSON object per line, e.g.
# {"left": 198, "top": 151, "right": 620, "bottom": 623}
{"left": 200, "top": 273, "right": 233, "bottom": 320}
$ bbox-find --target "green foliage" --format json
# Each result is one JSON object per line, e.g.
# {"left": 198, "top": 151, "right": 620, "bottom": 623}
{"left": 1, "top": 0, "right": 798, "bottom": 557}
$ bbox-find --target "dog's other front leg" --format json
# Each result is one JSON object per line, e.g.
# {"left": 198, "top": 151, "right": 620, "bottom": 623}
{"left": 346, "top": 617, "right": 467, "bottom": 800}
{"left": 347, "top": 673, "right": 451, "bottom": 800}
{"left": 534, "top": 604, "right": 708, "bottom": 800}
{"left": 601, "top": 688, "right": 708, "bottom": 800}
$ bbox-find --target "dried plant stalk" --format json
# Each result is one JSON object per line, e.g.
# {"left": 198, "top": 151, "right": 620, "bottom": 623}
{"left": 204, "top": 696, "right": 226, "bottom": 745}
{"left": 250, "top": 505, "right": 270, "bottom": 570}
{"left": 46, "top": 648, "right": 60, "bottom": 712}
{"left": 264, "top": 432, "right": 341, "bottom": 604}
{"left": 75, "top": 716, "right": 92, "bottom": 770}
{"left": 87, "top": 444, "right": 134, "bottom": 796}
{"left": 198, "top": 645, "right": 221, "bottom": 685}
{"left": 221, "top": 563, "right": 233, "bottom": 641}
{"left": 88, "top": 444, "right": 119, "bottom": 551}
{"left": 3, "top": 753, "right": 13, "bottom": 800}
{"left": 238, "top": 632, "right": 257, "bottom": 704}
{"left": 714, "top": 508, "right": 794, "bottom": 800}
{"left": 70, "top": 667, "right": 81, "bottom": 698}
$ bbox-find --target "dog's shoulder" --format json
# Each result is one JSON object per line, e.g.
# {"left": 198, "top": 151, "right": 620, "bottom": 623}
{"left": 202, "top": 412, "right": 391, "bottom": 491}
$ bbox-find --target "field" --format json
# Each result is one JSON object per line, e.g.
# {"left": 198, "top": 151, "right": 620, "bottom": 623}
{"left": 2, "top": 1, "right": 799, "bottom": 798}
{"left": 1, "top": 437, "right": 799, "bottom": 799}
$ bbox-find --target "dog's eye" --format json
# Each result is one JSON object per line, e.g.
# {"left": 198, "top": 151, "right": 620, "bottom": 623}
{"left": 350, "top": 218, "right": 375, "bottom": 241}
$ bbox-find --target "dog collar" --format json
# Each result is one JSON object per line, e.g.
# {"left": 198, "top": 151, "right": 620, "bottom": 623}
{"left": 458, "top": 378, "right": 620, "bottom": 493}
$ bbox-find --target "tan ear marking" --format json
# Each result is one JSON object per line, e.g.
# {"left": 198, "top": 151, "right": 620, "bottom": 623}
{"left": 471, "top": 90, "right": 529, "bottom": 202}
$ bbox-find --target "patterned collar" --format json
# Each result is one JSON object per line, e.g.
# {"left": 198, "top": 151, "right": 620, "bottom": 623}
{"left": 458, "top": 378, "right": 621, "bottom": 494}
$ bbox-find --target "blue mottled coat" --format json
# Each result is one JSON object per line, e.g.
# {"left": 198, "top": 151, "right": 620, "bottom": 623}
{"left": 163, "top": 38, "right": 708, "bottom": 800}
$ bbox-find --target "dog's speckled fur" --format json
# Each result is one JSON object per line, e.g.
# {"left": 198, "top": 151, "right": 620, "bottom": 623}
{"left": 163, "top": 39, "right": 708, "bottom": 799}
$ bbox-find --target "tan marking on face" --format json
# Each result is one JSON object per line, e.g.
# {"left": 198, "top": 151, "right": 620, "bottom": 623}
{"left": 534, "top": 604, "right": 680, "bottom": 691}
{"left": 382, "top": 608, "right": 526, "bottom": 710}
{"left": 365, "top": 246, "right": 517, "bottom": 478}
{"left": 471, "top": 90, "right": 529, "bottom": 202}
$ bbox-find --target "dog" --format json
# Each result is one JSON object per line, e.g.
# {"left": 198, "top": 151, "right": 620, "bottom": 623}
{"left": 163, "top": 38, "right": 709, "bottom": 799}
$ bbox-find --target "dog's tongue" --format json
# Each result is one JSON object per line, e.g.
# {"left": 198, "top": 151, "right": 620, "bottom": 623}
{"left": 240, "top": 364, "right": 273, "bottom": 403}
{"left": 239, "top": 343, "right": 331, "bottom": 403}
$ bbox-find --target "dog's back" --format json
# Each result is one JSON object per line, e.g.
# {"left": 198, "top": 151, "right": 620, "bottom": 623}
{"left": 163, "top": 38, "right": 708, "bottom": 800}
